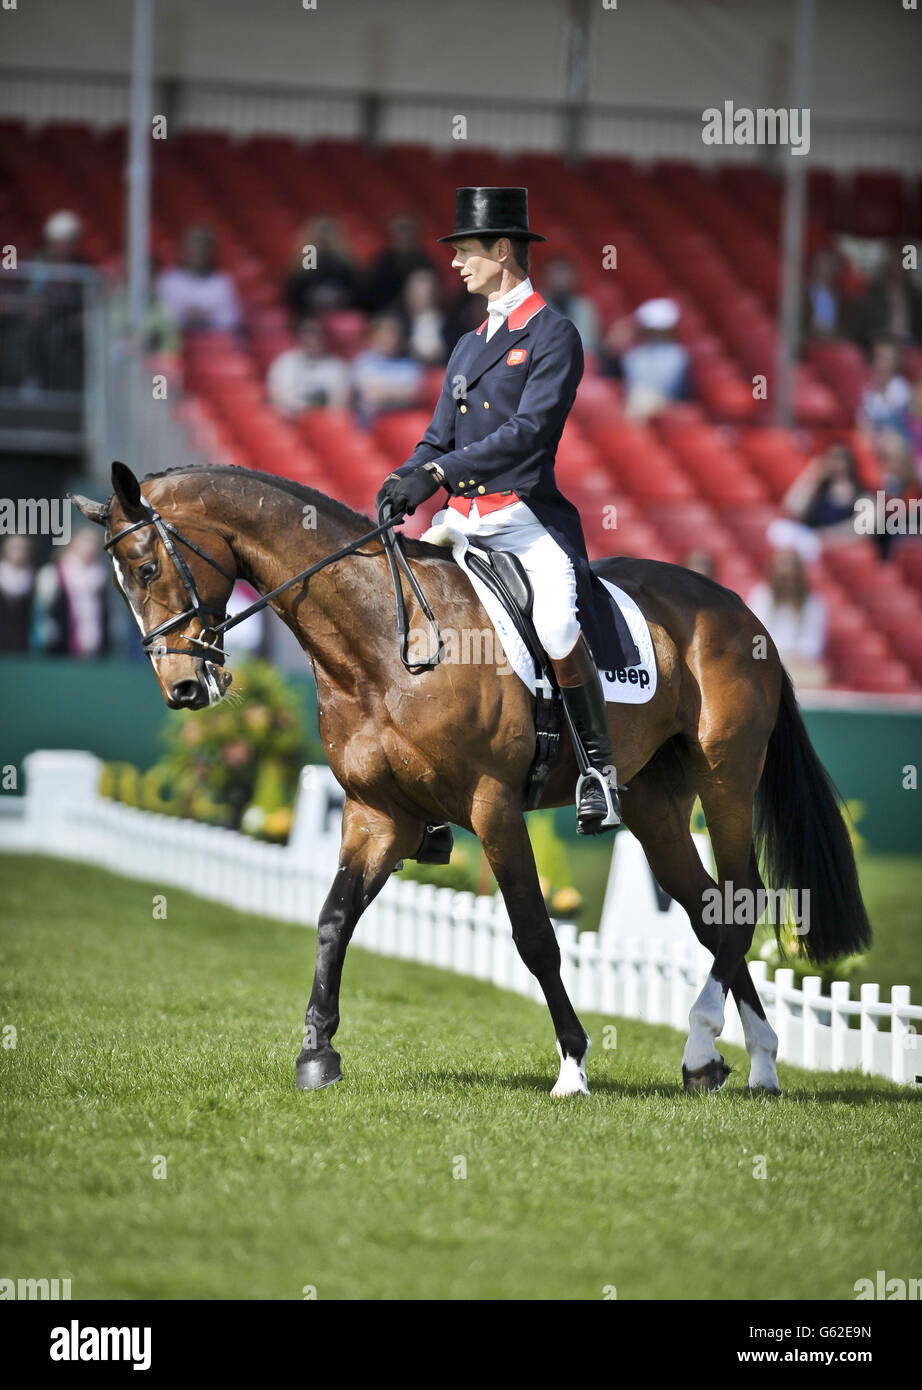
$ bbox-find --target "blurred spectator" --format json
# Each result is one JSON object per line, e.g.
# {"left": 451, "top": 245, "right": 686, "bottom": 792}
{"left": 0, "top": 535, "right": 37, "bottom": 653}
{"left": 266, "top": 316, "right": 350, "bottom": 417}
{"left": 361, "top": 214, "right": 435, "bottom": 314}
{"left": 683, "top": 548, "right": 715, "bottom": 579}
{"left": 284, "top": 217, "right": 358, "bottom": 320}
{"left": 156, "top": 225, "right": 241, "bottom": 334}
{"left": 904, "top": 372, "right": 922, "bottom": 469}
{"left": 350, "top": 314, "right": 423, "bottom": 427}
{"left": 109, "top": 259, "right": 181, "bottom": 353}
{"left": 851, "top": 244, "right": 922, "bottom": 354}
{"left": 748, "top": 547, "right": 828, "bottom": 690}
{"left": 857, "top": 338, "right": 911, "bottom": 433}
{"left": 781, "top": 441, "right": 866, "bottom": 545}
{"left": 37, "top": 209, "right": 85, "bottom": 265}
{"left": 603, "top": 298, "right": 691, "bottom": 419}
{"left": 400, "top": 268, "right": 449, "bottom": 366}
{"left": 802, "top": 247, "right": 849, "bottom": 341}
{"left": 872, "top": 426, "right": 922, "bottom": 559}
{"left": 32, "top": 528, "right": 109, "bottom": 657}
{"left": 542, "top": 255, "right": 600, "bottom": 352}
{"left": 18, "top": 210, "right": 88, "bottom": 391}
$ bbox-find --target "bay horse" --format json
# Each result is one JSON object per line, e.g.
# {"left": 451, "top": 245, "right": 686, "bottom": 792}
{"left": 73, "top": 462, "right": 871, "bottom": 1097}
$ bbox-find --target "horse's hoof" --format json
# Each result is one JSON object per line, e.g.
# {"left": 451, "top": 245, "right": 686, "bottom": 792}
{"left": 296, "top": 1048, "right": 343, "bottom": 1091}
{"left": 551, "top": 1041, "right": 590, "bottom": 1097}
{"left": 682, "top": 1056, "right": 731, "bottom": 1093}
{"left": 747, "top": 1083, "right": 782, "bottom": 1097}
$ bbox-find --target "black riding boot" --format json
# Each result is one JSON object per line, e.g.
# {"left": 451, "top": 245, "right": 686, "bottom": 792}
{"left": 551, "top": 635, "right": 621, "bottom": 835}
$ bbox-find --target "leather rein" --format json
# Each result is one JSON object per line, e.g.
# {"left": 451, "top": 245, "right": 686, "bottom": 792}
{"left": 104, "top": 500, "right": 443, "bottom": 675}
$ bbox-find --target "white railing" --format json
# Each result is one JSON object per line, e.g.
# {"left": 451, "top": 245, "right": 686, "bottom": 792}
{"left": 1, "top": 751, "right": 919, "bottom": 1087}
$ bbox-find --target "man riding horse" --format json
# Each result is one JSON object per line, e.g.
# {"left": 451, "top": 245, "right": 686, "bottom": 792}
{"left": 376, "top": 187, "right": 634, "bottom": 837}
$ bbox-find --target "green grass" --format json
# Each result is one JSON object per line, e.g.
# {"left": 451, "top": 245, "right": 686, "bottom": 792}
{"left": 1, "top": 853, "right": 920, "bottom": 1301}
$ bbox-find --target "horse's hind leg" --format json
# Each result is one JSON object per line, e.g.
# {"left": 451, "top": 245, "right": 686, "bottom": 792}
{"left": 471, "top": 787, "right": 591, "bottom": 1096}
{"left": 624, "top": 748, "right": 779, "bottom": 1094}
{"left": 724, "top": 844, "right": 781, "bottom": 1094}
{"left": 681, "top": 766, "right": 776, "bottom": 1093}
{"left": 296, "top": 799, "right": 416, "bottom": 1090}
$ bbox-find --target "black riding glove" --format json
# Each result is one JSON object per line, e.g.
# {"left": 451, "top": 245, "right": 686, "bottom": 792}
{"left": 376, "top": 465, "right": 442, "bottom": 520}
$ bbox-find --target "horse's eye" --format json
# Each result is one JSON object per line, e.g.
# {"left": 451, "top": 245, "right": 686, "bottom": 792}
{"left": 138, "top": 562, "right": 159, "bottom": 583}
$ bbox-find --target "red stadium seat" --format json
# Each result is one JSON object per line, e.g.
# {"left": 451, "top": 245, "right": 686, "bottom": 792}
{"left": 6, "top": 115, "right": 918, "bottom": 696}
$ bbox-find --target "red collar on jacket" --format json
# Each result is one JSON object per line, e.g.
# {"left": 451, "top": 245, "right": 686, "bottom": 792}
{"left": 475, "top": 291, "right": 547, "bottom": 336}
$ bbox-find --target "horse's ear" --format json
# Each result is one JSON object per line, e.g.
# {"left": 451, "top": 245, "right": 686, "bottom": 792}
{"left": 110, "top": 461, "right": 145, "bottom": 519}
{"left": 68, "top": 493, "right": 109, "bottom": 527}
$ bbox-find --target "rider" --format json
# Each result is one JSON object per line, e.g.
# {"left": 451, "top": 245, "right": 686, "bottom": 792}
{"left": 376, "top": 187, "right": 637, "bottom": 834}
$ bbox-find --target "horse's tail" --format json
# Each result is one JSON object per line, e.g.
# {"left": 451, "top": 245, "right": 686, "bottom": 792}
{"left": 753, "top": 668, "right": 871, "bottom": 964}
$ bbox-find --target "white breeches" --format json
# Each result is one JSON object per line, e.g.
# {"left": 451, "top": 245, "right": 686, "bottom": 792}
{"left": 437, "top": 500, "right": 581, "bottom": 659}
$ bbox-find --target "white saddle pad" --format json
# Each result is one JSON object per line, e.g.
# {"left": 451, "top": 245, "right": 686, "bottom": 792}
{"left": 421, "top": 517, "right": 657, "bottom": 705}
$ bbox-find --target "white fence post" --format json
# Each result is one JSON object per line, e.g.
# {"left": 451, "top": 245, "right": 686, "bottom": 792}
{"left": 556, "top": 923, "right": 578, "bottom": 999}
{"left": 860, "top": 983, "right": 879, "bottom": 1075}
{"left": 670, "top": 943, "right": 689, "bottom": 1032}
{"left": 802, "top": 975, "right": 822, "bottom": 1070}
{"left": 774, "top": 968, "right": 795, "bottom": 1063}
{"left": 830, "top": 980, "right": 849, "bottom": 1072}
{"left": 890, "top": 986, "right": 912, "bottom": 1085}
{"left": 472, "top": 895, "right": 493, "bottom": 980}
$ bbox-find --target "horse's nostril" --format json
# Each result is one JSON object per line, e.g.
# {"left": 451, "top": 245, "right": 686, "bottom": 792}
{"left": 170, "top": 679, "right": 202, "bottom": 707}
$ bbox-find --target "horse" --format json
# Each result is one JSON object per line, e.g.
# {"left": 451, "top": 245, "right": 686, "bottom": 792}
{"left": 72, "top": 461, "right": 871, "bottom": 1098}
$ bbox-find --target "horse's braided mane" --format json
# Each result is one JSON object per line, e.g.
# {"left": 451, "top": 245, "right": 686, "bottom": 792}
{"left": 140, "top": 463, "right": 371, "bottom": 528}
{"left": 137, "top": 464, "right": 441, "bottom": 558}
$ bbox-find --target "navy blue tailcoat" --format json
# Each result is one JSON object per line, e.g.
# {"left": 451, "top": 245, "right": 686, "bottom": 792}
{"left": 395, "top": 291, "right": 639, "bottom": 671}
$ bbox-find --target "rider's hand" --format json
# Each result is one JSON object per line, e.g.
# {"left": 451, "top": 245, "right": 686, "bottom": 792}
{"left": 376, "top": 474, "right": 408, "bottom": 521}
{"left": 376, "top": 465, "right": 442, "bottom": 520}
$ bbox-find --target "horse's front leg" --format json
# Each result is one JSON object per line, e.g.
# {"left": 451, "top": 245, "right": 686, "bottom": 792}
{"left": 296, "top": 800, "right": 412, "bottom": 1090}
{"left": 472, "top": 787, "right": 591, "bottom": 1097}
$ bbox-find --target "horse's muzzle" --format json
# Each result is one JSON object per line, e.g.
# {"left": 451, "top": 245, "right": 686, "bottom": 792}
{"left": 169, "top": 678, "right": 209, "bottom": 709}
{"left": 169, "top": 663, "right": 232, "bottom": 709}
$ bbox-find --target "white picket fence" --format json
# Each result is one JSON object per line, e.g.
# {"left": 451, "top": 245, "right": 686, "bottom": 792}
{"left": 1, "top": 750, "right": 919, "bottom": 1087}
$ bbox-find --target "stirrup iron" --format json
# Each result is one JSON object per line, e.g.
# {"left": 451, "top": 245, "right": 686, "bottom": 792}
{"left": 575, "top": 766, "right": 621, "bottom": 829}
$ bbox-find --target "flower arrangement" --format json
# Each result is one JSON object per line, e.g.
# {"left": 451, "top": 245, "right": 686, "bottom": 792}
{"left": 100, "top": 660, "right": 317, "bottom": 841}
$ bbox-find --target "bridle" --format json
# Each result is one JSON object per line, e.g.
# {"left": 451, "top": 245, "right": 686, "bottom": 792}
{"left": 105, "top": 505, "right": 235, "bottom": 664}
{"left": 104, "top": 498, "right": 443, "bottom": 690}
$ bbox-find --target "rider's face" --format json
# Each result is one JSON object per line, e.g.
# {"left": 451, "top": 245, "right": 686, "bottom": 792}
{"left": 450, "top": 239, "right": 505, "bottom": 298}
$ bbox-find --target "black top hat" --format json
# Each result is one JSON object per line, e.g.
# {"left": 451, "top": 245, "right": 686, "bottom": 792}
{"left": 437, "top": 187, "right": 546, "bottom": 244}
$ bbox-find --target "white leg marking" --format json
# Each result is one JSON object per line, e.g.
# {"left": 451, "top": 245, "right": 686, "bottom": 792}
{"left": 550, "top": 1037, "right": 590, "bottom": 1097}
{"left": 740, "top": 999, "right": 780, "bottom": 1091}
{"left": 682, "top": 974, "right": 726, "bottom": 1072}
